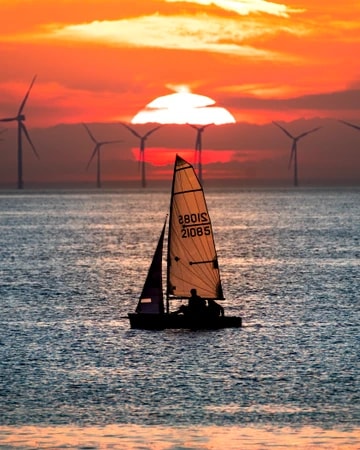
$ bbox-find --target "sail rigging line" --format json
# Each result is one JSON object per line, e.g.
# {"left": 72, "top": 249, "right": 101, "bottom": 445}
{"left": 173, "top": 188, "right": 203, "bottom": 196}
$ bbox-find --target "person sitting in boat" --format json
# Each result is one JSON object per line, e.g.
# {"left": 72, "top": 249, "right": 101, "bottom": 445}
{"left": 172, "top": 288, "right": 207, "bottom": 316}
{"left": 207, "top": 299, "right": 224, "bottom": 318}
{"left": 188, "top": 288, "right": 207, "bottom": 315}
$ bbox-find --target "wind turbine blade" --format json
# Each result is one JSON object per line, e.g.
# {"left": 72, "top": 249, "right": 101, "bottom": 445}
{"left": 86, "top": 146, "right": 98, "bottom": 169}
{"left": 144, "top": 125, "right": 162, "bottom": 138}
{"left": 21, "top": 123, "right": 40, "bottom": 159}
{"left": 339, "top": 120, "right": 360, "bottom": 131}
{"left": 297, "top": 126, "right": 321, "bottom": 140}
{"left": 82, "top": 123, "right": 97, "bottom": 143}
{"left": 18, "top": 75, "right": 37, "bottom": 115}
{"left": 0, "top": 117, "right": 17, "bottom": 122}
{"left": 188, "top": 124, "right": 199, "bottom": 131}
{"left": 273, "top": 121, "right": 294, "bottom": 139}
{"left": 101, "top": 140, "right": 123, "bottom": 145}
{"left": 120, "top": 122, "right": 141, "bottom": 139}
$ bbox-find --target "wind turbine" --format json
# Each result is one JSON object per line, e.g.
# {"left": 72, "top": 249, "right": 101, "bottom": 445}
{"left": 273, "top": 121, "right": 321, "bottom": 187}
{"left": 188, "top": 123, "right": 212, "bottom": 184}
{"left": 0, "top": 75, "right": 39, "bottom": 189}
{"left": 339, "top": 120, "right": 360, "bottom": 131}
{"left": 120, "top": 123, "right": 162, "bottom": 188}
{"left": 83, "top": 123, "right": 123, "bottom": 189}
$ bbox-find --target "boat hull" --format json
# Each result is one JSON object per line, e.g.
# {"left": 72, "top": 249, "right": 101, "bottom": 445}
{"left": 128, "top": 313, "right": 242, "bottom": 330}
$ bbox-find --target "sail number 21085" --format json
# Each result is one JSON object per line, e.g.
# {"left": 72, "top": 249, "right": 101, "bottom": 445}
{"left": 178, "top": 213, "right": 211, "bottom": 238}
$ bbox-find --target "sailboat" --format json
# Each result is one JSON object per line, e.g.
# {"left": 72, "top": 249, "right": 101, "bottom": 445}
{"left": 128, "top": 155, "right": 242, "bottom": 330}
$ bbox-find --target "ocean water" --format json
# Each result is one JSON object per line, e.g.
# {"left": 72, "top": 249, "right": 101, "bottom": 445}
{"left": 0, "top": 188, "right": 359, "bottom": 449}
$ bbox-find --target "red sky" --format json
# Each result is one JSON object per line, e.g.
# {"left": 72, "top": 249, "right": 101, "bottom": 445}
{"left": 0, "top": 0, "right": 359, "bottom": 187}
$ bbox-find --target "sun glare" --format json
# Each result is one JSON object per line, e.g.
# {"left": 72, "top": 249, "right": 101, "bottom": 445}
{"left": 131, "top": 89, "right": 236, "bottom": 125}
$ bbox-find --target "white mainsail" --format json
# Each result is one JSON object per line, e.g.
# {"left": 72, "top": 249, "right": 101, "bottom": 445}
{"left": 166, "top": 155, "right": 224, "bottom": 302}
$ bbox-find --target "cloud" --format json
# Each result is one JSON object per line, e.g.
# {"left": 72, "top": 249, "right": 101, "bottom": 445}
{"left": 7, "top": 13, "right": 307, "bottom": 61}
{"left": 222, "top": 89, "right": 360, "bottom": 112}
{"left": 165, "top": 0, "right": 305, "bottom": 18}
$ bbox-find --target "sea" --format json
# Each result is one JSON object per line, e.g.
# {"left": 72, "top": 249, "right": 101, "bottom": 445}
{"left": 0, "top": 187, "right": 359, "bottom": 450}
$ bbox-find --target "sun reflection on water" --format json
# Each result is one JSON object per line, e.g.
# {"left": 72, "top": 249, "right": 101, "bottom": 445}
{"left": 0, "top": 424, "right": 359, "bottom": 449}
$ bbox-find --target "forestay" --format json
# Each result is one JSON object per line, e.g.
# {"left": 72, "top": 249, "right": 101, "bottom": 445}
{"left": 166, "top": 155, "right": 224, "bottom": 301}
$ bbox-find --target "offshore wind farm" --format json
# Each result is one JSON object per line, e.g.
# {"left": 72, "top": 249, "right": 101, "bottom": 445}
{"left": 0, "top": 121, "right": 358, "bottom": 189}
{"left": 0, "top": 79, "right": 359, "bottom": 189}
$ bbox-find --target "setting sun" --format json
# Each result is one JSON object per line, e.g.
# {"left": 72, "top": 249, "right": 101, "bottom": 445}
{"left": 131, "top": 87, "right": 236, "bottom": 125}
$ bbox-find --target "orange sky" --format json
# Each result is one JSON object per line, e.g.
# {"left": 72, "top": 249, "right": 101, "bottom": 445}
{"left": 0, "top": 0, "right": 359, "bottom": 187}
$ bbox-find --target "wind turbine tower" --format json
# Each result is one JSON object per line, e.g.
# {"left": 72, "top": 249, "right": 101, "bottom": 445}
{"left": 83, "top": 123, "right": 123, "bottom": 188}
{"left": 120, "top": 123, "right": 162, "bottom": 188}
{"left": 273, "top": 122, "right": 321, "bottom": 187}
{"left": 0, "top": 76, "right": 39, "bottom": 189}
{"left": 188, "top": 124, "right": 212, "bottom": 184}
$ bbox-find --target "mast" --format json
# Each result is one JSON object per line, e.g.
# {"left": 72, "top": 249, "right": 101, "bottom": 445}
{"left": 166, "top": 156, "right": 179, "bottom": 314}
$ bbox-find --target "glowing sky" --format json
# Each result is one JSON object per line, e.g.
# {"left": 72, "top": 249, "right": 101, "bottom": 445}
{"left": 0, "top": 0, "right": 359, "bottom": 186}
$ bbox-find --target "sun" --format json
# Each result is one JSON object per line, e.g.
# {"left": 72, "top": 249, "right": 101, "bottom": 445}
{"left": 131, "top": 86, "right": 235, "bottom": 125}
